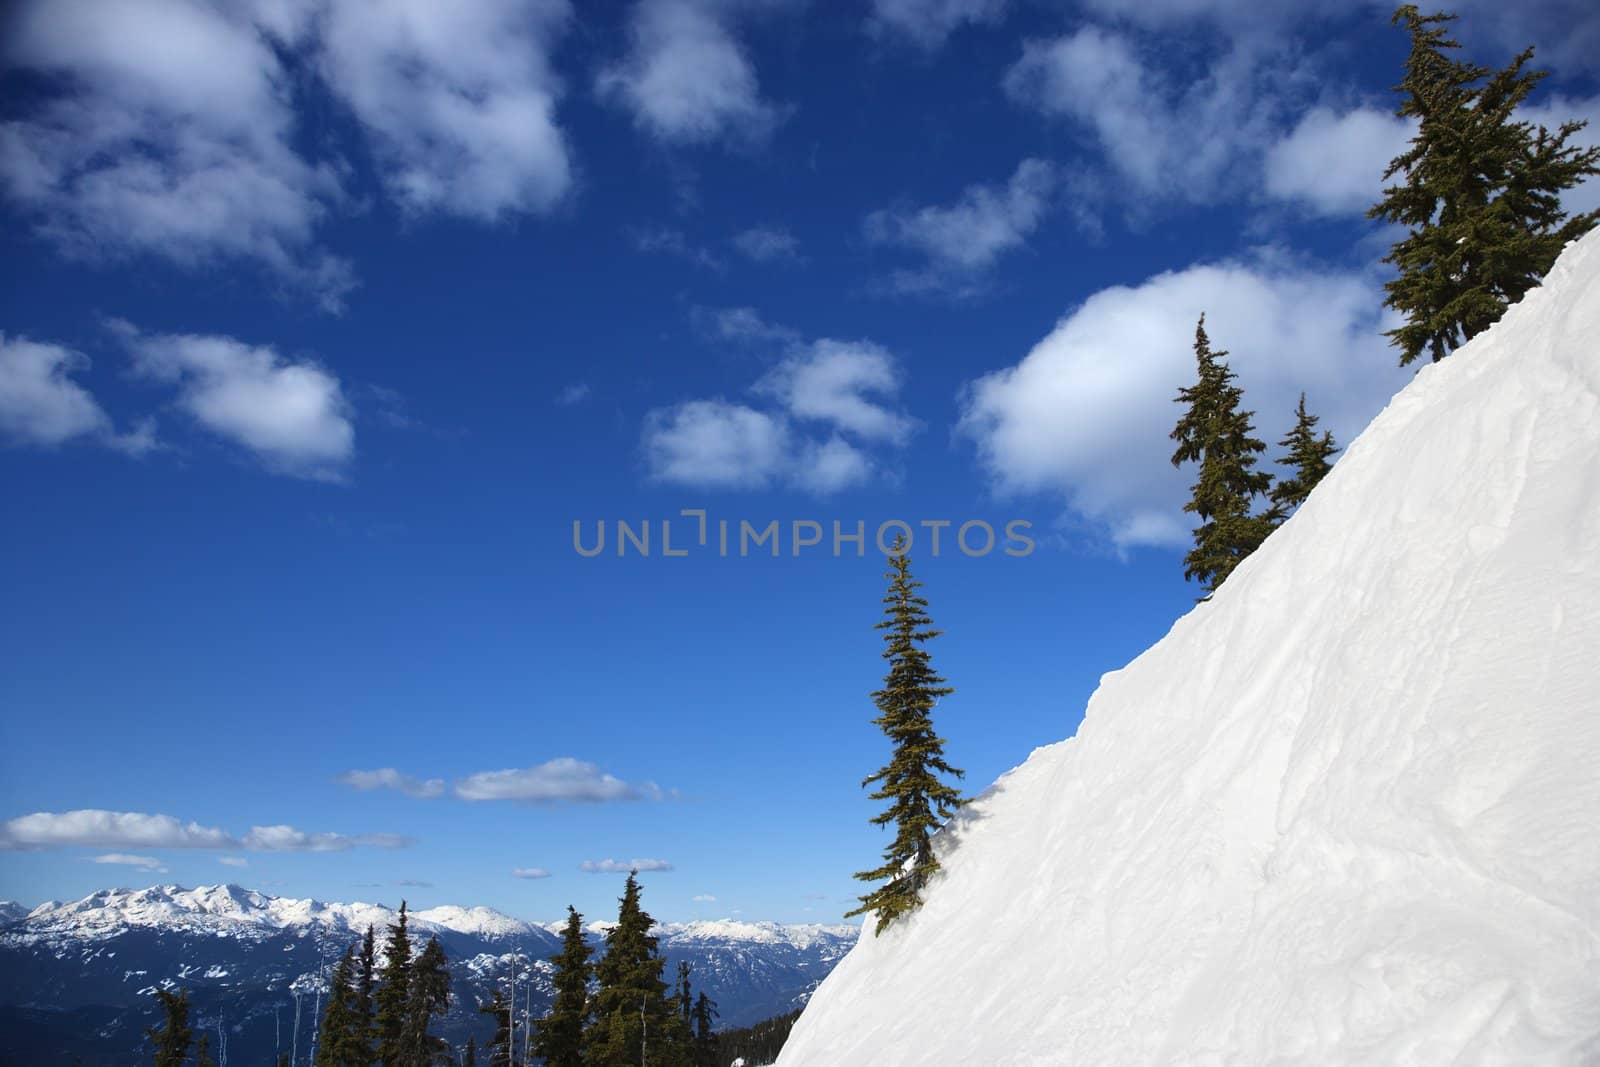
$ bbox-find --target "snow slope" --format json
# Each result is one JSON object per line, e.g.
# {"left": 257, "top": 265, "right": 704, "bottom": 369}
{"left": 780, "top": 231, "right": 1600, "bottom": 1067}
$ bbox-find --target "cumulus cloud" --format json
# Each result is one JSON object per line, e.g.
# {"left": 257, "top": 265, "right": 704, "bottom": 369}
{"left": 0, "top": 809, "right": 411, "bottom": 853}
{"left": 959, "top": 253, "right": 1412, "bottom": 548}
{"left": 732, "top": 225, "right": 801, "bottom": 262}
{"left": 334, "top": 768, "right": 445, "bottom": 799}
{"left": 316, "top": 0, "right": 574, "bottom": 220}
{"left": 455, "top": 758, "right": 650, "bottom": 803}
{"left": 90, "top": 853, "right": 168, "bottom": 871}
{"left": 580, "top": 858, "right": 674, "bottom": 873}
{"left": 643, "top": 334, "right": 915, "bottom": 492}
{"left": 868, "top": 0, "right": 1006, "bottom": 49}
{"left": 1265, "top": 106, "right": 1416, "bottom": 216}
{"left": 597, "top": 0, "right": 782, "bottom": 146}
{"left": 113, "top": 322, "right": 354, "bottom": 481}
{"left": 0, "top": 333, "right": 155, "bottom": 454}
{"left": 513, "top": 867, "right": 552, "bottom": 879}
{"left": 865, "top": 158, "right": 1056, "bottom": 293}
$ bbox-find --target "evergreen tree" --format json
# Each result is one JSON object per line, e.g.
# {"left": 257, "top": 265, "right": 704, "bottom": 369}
{"left": 374, "top": 901, "right": 413, "bottom": 1066}
{"left": 357, "top": 924, "right": 378, "bottom": 1060}
{"left": 194, "top": 1033, "right": 214, "bottom": 1067}
{"left": 316, "top": 946, "right": 370, "bottom": 1067}
{"left": 847, "top": 537, "right": 965, "bottom": 935}
{"left": 532, "top": 906, "right": 592, "bottom": 1067}
{"left": 690, "top": 992, "right": 718, "bottom": 1067}
{"left": 583, "top": 872, "right": 671, "bottom": 1067}
{"left": 397, "top": 936, "right": 451, "bottom": 1066}
{"left": 1370, "top": 5, "right": 1600, "bottom": 365}
{"left": 478, "top": 991, "right": 513, "bottom": 1067}
{"left": 1170, "top": 315, "right": 1275, "bottom": 598}
{"left": 463, "top": 1036, "right": 477, "bottom": 1067}
{"left": 145, "top": 988, "right": 192, "bottom": 1067}
{"left": 1269, "top": 393, "right": 1340, "bottom": 516}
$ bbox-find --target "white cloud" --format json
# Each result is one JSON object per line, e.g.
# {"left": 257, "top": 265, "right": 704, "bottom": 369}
{"left": 1265, "top": 106, "right": 1416, "bottom": 216}
{"left": 580, "top": 858, "right": 674, "bottom": 873}
{"left": 218, "top": 856, "right": 249, "bottom": 868}
{"left": 555, "top": 383, "right": 591, "bottom": 406}
{"left": 315, "top": 0, "right": 574, "bottom": 221}
{"left": 868, "top": 0, "right": 1007, "bottom": 50}
{"left": 597, "top": 0, "right": 782, "bottom": 147}
{"left": 0, "top": 333, "right": 159, "bottom": 455}
{"left": 114, "top": 322, "right": 354, "bottom": 481}
{"left": 0, "top": 809, "right": 410, "bottom": 852}
{"left": 513, "top": 867, "right": 552, "bottom": 879}
{"left": 691, "top": 893, "right": 717, "bottom": 902}
{"left": 90, "top": 853, "right": 168, "bottom": 871}
{"left": 455, "top": 758, "right": 648, "bottom": 803}
{"left": 958, "top": 253, "right": 1412, "bottom": 549}
{"left": 697, "top": 306, "right": 802, "bottom": 346}
{"left": 643, "top": 399, "right": 792, "bottom": 488}
{"left": 865, "top": 158, "right": 1055, "bottom": 292}
{"left": 732, "top": 225, "right": 801, "bottom": 262}
{"left": 334, "top": 768, "right": 445, "bottom": 799}
{"left": 0, "top": 0, "right": 353, "bottom": 309}
{"left": 756, "top": 340, "right": 915, "bottom": 444}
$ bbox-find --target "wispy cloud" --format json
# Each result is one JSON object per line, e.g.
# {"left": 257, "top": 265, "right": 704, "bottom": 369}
{"left": 335, "top": 768, "right": 446, "bottom": 800}
{"left": 635, "top": 227, "right": 724, "bottom": 269}
{"left": 218, "top": 857, "right": 248, "bottom": 868}
{"left": 0, "top": 809, "right": 411, "bottom": 853}
{"left": 732, "top": 226, "right": 801, "bottom": 263}
{"left": 396, "top": 879, "right": 433, "bottom": 889}
{"left": 455, "top": 758, "right": 653, "bottom": 804}
{"left": 692, "top": 893, "right": 717, "bottom": 902}
{"left": 90, "top": 853, "right": 167, "bottom": 872}
{"left": 580, "top": 858, "right": 674, "bottom": 874}
{"left": 555, "top": 383, "right": 592, "bottom": 406}
{"left": 867, "top": 0, "right": 1008, "bottom": 51}
{"left": 513, "top": 867, "right": 552, "bottom": 880}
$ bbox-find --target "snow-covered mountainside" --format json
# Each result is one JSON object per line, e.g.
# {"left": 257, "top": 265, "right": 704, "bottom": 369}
{"left": 781, "top": 232, "right": 1600, "bottom": 1067}
{"left": 0, "top": 883, "right": 855, "bottom": 1065}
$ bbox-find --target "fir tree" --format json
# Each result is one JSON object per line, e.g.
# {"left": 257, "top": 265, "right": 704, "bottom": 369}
{"left": 1370, "top": 5, "right": 1600, "bottom": 365}
{"left": 532, "top": 906, "right": 592, "bottom": 1067}
{"left": 1269, "top": 393, "right": 1340, "bottom": 516}
{"left": 374, "top": 901, "right": 413, "bottom": 1066}
{"left": 145, "top": 988, "right": 192, "bottom": 1067}
{"left": 847, "top": 538, "right": 965, "bottom": 935}
{"left": 316, "top": 946, "right": 370, "bottom": 1067}
{"left": 478, "top": 991, "right": 513, "bottom": 1067}
{"left": 357, "top": 924, "right": 378, "bottom": 1059}
{"left": 397, "top": 936, "right": 451, "bottom": 1067}
{"left": 194, "top": 1033, "right": 214, "bottom": 1067}
{"left": 463, "top": 1036, "right": 477, "bottom": 1067}
{"left": 583, "top": 871, "right": 671, "bottom": 1067}
{"left": 690, "top": 992, "right": 719, "bottom": 1067}
{"left": 1170, "top": 315, "right": 1275, "bottom": 598}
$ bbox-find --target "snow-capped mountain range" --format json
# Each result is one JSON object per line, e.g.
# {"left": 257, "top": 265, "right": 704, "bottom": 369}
{"left": 0, "top": 883, "right": 857, "bottom": 1066}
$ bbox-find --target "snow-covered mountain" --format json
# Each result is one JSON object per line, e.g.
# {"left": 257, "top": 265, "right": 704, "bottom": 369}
{"left": 780, "top": 233, "right": 1600, "bottom": 1067}
{"left": 0, "top": 883, "right": 856, "bottom": 1065}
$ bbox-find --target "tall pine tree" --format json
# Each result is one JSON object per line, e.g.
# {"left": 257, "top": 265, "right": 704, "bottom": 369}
{"left": 584, "top": 871, "right": 671, "bottom": 1067}
{"left": 397, "top": 936, "right": 451, "bottom": 1067}
{"left": 533, "top": 905, "right": 592, "bottom": 1067}
{"left": 1370, "top": 5, "right": 1600, "bottom": 365}
{"left": 316, "top": 946, "right": 371, "bottom": 1067}
{"left": 478, "top": 991, "right": 513, "bottom": 1067}
{"left": 690, "top": 992, "right": 718, "bottom": 1067}
{"left": 847, "top": 537, "right": 965, "bottom": 935}
{"left": 356, "top": 923, "right": 378, "bottom": 1061}
{"left": 1170, "top": 315, "right": 1275, "bottom": 598}
{"left": 374, "top": 901, "right": 413, "bottom": 1066}
{"left": 463, "top": 1036, "right": 477, "bottom": 1067}
{"left": 1269, "top": 393, "right": 1340, "bottom": 516}
{"left": 195, "top": 1032, "right": 214, "bottom": 1067}
{"left": 145, "top": 988, "right": 193, "bottom": 1067}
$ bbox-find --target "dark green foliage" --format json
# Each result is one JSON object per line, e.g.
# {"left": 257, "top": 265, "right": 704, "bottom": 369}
{"left": 374, "top": 901, "right": 413, "bottom": 1066}
{"left": 316, "top": 946, "right": 372, "bottom": 1067}
{"left": 194, "top": 1033, "right": 214, "bottom": 1067}
{"left": 463, "top": 1036, "right": 477, "bottom": 1067}
{"left": 145, "top": 987, "right": 192, "bottom": 1067}
{"left": 583, "top": 871, "right": 673, "bottom": 1067}
{"left": 1370, "top": 5, "right": 1600, "bottom": 365}
{"left": 848, "top": 537, "right": 966, "bottom": 935}
{"left": 690, "top": 992, "right": 719, "bottom": 1067}
{"left": 358, "top": 923, "right": 378, "bottom": 1049}
{"left": 1170, "top": 316, "right": 1276, "bottom": 598}
{"left": 396, "top": 936, "right": 451, "bottom": 1066}
{"left": 478, "top": 990, "right": 513, "bottom": 1067}
{"left": 714, "top": 1008, "right": 799, "bottom": 1067}
{"left": 1270, "top": 393, "right": 1340, "bottom": 516}
{"left": 533, "top": 906, "right": 592, "bottom": 1067}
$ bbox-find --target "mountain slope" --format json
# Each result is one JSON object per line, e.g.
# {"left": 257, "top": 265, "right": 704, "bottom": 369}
{"left": 780, "top": 231, "right": 1600, "bottom": 1066}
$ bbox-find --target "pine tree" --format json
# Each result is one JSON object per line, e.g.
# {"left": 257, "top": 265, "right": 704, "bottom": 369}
{"left": 532, "top": 906, "right": 592, "bottom": 1067}
{"left": 463, "top": 1036, "right": 477, "bottom": 1067}
{"left": 397, "top": 936, "right": 451, "bottom": 1066}
{"left": 1170, "top": 315, "right": 1276, "bottom": 598}
{"left": 1269, "top": 393, "right": 1340, "bottom": 516}
{"left": 145, "top": 988, "right": 192, "bottom": 1067}
{"left": 357, "top": 924, "right": 378, "bottom": 1061}
{"left": 690, "top": 992, "right": 718, "bottom": 1067}
{"left": 195, "top": 1032, "right": 214, "bottom": 1067}
{"left": 478, "top": 991, "right": 513, "bottom": 1067}
{"left": 316, "top": 946, "right": 370, "bottom": 1067}
{"left": 583, "top": 871, "right": 671, "bottom": 1067}
{"left": 1370, "top": 5, "right": 1600, "bottom": 365}
{"left": 847, "top": 537, "right": 965, "bottom": 935}
{"left": 374, "top": 901, "right": 413, "bottom": 1066}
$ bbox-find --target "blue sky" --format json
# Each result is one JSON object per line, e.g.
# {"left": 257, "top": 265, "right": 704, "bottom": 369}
{"left": 1, "top": 0, "right": 1595, "bottom": 925}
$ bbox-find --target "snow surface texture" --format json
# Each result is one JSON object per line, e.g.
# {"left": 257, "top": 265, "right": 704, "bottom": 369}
{"left": 780, "top": 231, "right": 1600, "bottom": 1067}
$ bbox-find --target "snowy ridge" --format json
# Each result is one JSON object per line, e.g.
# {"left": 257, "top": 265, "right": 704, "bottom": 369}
{"left": 780, "top": 231, "right": 1600, "bottom": 1066}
